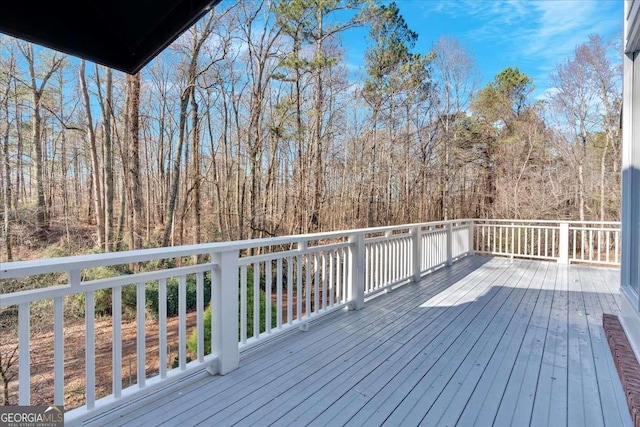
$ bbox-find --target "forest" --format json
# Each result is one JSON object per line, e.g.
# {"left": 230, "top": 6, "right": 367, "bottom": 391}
{"left": 0, "top": 0, "right": 622, "bottom": 263}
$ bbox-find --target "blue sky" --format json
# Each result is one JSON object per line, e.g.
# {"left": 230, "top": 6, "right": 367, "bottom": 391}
{"left": 342, "top": 0, "right": 623, "bottom": 99}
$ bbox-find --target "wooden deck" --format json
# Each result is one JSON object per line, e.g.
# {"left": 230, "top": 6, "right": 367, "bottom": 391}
{"left": 89, "top": 256, "right": 632, "bottom": 426}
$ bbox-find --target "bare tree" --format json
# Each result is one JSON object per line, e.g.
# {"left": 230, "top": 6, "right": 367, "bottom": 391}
{"left": 162, "top": 12, "right": 219, "bottom": 247}
{"left": 79, "top": 60, "right": 106, "bottom": 248}
{"left": 95, "top": 66, "right": 115, "bottom": 251}
{"left": 431, "top": 36, "right": 478, "bottom": 220}
{"left": 0, "top": 345, "right": 18, "bottom": 405}
{"left": 19, "top": 43, "right": 64, "bottom": 238}
{"left": 548, "top": 35, "right": 621, "bottom": 221}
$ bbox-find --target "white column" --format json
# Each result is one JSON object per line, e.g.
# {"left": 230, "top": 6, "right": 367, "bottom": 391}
{"left": 210, "top": 250, "right": 239, "bottom": 375}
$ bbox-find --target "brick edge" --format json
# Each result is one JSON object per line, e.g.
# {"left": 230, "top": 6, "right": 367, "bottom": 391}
{"left": 603, "top": 313, "right": 640, "bottom": 427}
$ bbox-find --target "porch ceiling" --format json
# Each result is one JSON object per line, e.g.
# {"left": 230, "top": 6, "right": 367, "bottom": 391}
{"left": 0, "top": 0, "right": 221, "bottom": 74}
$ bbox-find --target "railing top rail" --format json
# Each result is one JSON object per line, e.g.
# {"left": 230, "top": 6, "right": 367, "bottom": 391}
{"left": 473, "top": 218, "right": 621, "bottom": 225}
{"left": 0, "top": 219, "right": 474, "bottom": 280}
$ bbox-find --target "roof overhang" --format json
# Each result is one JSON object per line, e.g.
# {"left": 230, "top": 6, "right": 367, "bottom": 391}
{"left": 0, "top": 0, "right": 221, "bottom": 74}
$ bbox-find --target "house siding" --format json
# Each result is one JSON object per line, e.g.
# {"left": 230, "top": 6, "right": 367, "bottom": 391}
{"left": 621, "top": 0, "right": 640, "bottom": 360}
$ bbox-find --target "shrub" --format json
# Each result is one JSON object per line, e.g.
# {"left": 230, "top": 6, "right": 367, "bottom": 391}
{"left": 145, "top": 273, "right": 212, "bottom": 318}
{"left": 187, "top": 281, "right": 277, "bottom": 356}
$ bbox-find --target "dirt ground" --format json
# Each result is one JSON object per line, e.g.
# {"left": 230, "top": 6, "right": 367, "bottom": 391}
{"left": 2, "top": 311, "right": 199, "bottom": 409}
{"left": 1, "top": 291, "right": 306, "bottom": 410}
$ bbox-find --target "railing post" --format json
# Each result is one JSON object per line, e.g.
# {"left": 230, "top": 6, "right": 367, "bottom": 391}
{"left": 348, "top": 233, "right": 365, "bottom": 311}
{"left": 210, "top": 250, "right": 239, "bottom": 375}
{"left": 468, "top": 221, "right": 475, "bottom": 255}
{"left": 558, "top": 223, "right": 569, "bottom": 265}
{"left": 411, "top": 226, "right": 421, "bottom": 282}
{"left": 446, "top": 222, "right": 453, "bottom": 266}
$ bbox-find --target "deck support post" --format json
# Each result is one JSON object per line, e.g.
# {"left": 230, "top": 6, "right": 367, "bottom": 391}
{"left": 411, "top": 226, "right": 421, "bottom": 282}
{"left": 558, "top": 223, "right": 569, "bottom": 265}
{"left": 446, "top": 223, "right": 453, "bottom": 266}
{"left": 210, "top": 250, "right": 239, "bottom": 375}
{"left": 348, "top": 233, "right": 365, "bottom": 310}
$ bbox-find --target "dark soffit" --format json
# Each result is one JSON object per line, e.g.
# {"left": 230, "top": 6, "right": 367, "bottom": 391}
{"left": 0, "top": 0, "right": 221, "bottom": 74}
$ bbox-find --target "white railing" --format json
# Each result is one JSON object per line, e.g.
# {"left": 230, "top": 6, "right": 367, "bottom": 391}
{"left": 0, "top": 219, "right": 473, "bottom": 425}
{"left": 473, "top": 219, "right": 621, "bottom": 266}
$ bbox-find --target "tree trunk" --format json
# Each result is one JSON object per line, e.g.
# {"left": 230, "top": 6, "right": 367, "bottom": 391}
{"left": 127, "top": 72, "right": 144, "bottom": 250}
{"left": 312, "top": 8, "right": 324, "bottom": 231}
{"left": 190, "top": 86, "right": 202, "bottom": 246}
{"left": 599, "top": 138, "right": 609, "bottom": 222}
{"left": 2, "top": 114, "right": 12, "bottom": 261}
{"left": 80, "top": 60, "right": 105, "bottom": 249}
{"left": 101, "top": 67, "right": 114, "bottom": 251}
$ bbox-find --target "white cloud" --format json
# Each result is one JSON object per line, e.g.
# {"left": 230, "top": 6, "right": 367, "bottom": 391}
{"left": 420, "top": 0, "right": 621, "bottom": 97}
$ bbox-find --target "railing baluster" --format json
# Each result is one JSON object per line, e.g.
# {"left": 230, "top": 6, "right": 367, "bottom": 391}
{"left": 392, "top": 237, "right": 396, "bottom": 282}
{"left": 545, "top": 229, "right": 549, "bottom": 258}
{"left": 321, "top": 252, "right": 327, "bottom": 310}
{"left": 385, "top": 236, "right": 390, "bottom": 285}
{"left": 136, "top": 282, "right": 146, "bottom": 387}
{"left": 314, "top": 253, "right": 319, "bottom": 314}
{"left": 86, "top": 290, "right": 95, "bottom": 408}
{"left": 329, "top": 251, "right": 334, "bottom": 307}
{"left": 53, "top": 296, "right": 64, "bottom": 405}
{"left": 277, "top": 258, "right": 283, "bottom": 329}
{"left": 364, "top": 244, "right": 369, "bottom": 292}
{"left": 383, "top": 237, "right": 388, "bottom": 286}
{"left": 530, "top": 228, "right": 534, "bottom": 255}
{"left": 112, "top": 287, "right": 123, "bottom": 395}
{"left": 606, "top": 231, "right": 611, "bottom": 263}
{"left": 387, "top": 234, "right": 392, "bottom": 284}
{"left": 178, "top": 275, "right": 186, "bottom": 370}
{"left": 196, "top": 272, "right": 204, "bottom": 362}
{"left": 253, "top": 262, "right": 260, "bottom": 337}
{"left": 158, "top": 278, "right": 167, "bottom": 378}
{"left": 305, "top": 252, "right": 311, "bottom": 318}
{"left": 18, "top": 302, "right": 30, "bottom": 405}
{"left": 336, "top": 250, "right": 342, "bottom": 302}
{"left": 240, "top": 265, "right": 247, "bottom": 343}
{"left": 374, "top": 242, "right": 379, "bottom": 290}
{"left": 343, "top": 248, "right": 348, "bottom": 301}
{"left": 266, "top": 260, "right": 272, "bottom": 333}
{"left": 286, "top": 257, "right": 293, "bottom": 324}
{"left": 297, "top": 243, "right": 304, "bottom": 320}
{"left": 598, "top": 229, "right": 602, "bottom": 262}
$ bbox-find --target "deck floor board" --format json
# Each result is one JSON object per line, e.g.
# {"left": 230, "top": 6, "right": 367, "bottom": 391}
{"left": 88, "top": 257, "right": 631, "bottom": 427}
